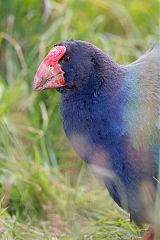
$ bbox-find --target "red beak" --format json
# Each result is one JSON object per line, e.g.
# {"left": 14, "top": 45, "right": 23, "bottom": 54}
{"left": 33, "top": 46, "right": 66, "bottom": 91}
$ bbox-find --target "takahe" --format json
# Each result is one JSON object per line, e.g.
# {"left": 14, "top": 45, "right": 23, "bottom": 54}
{"left": 34, "top": 40, "right": 160, "bottom": 239}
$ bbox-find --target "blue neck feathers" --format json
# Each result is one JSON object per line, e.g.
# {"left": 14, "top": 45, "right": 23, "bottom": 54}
{"left": 60, "top": 63, "right": 128, "bottom": 163}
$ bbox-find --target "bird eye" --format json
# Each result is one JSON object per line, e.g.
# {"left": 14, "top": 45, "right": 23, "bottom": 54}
{"left": 62, "top": 55, "right": 71, "bottom": 63}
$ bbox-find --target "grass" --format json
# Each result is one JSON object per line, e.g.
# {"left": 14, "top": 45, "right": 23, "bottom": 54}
{"left": 0, "top": 0, "right": 159, "bottom": 239}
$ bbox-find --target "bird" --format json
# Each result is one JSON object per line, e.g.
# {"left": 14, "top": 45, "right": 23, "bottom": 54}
{"left": 33, "top": 40, "right": 160, "bottom": 239}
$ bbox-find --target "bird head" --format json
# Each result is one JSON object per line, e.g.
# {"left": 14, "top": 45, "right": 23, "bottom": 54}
{"left": 33, "top": 40, "right": 100, "bottom": 92}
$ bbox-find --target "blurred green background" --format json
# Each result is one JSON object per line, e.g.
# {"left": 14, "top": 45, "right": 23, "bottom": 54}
{"left": 0, "top": 0, "right": 159, "bottom": 239}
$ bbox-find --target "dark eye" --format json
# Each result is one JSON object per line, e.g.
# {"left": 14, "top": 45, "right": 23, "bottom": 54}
{"left": 62, "top": 55, "right": 71, "bottom": 63}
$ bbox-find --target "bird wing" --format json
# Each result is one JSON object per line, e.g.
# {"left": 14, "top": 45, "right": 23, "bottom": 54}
{"left": 122, "top": 44, "right": 160, "bottom": 150}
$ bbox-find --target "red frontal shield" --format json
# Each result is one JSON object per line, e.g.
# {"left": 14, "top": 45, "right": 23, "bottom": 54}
{"left": 33, "top": 46, "right": 66, "bottom": 90}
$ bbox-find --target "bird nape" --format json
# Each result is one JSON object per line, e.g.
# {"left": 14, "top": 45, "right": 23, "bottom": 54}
{"left": 33, "top": 40, "right": 160, "bottom": 239}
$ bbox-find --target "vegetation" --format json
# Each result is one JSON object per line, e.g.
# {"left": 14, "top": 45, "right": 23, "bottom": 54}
{"left": 0, "top": 0, "right": 159, "bottom": 239}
